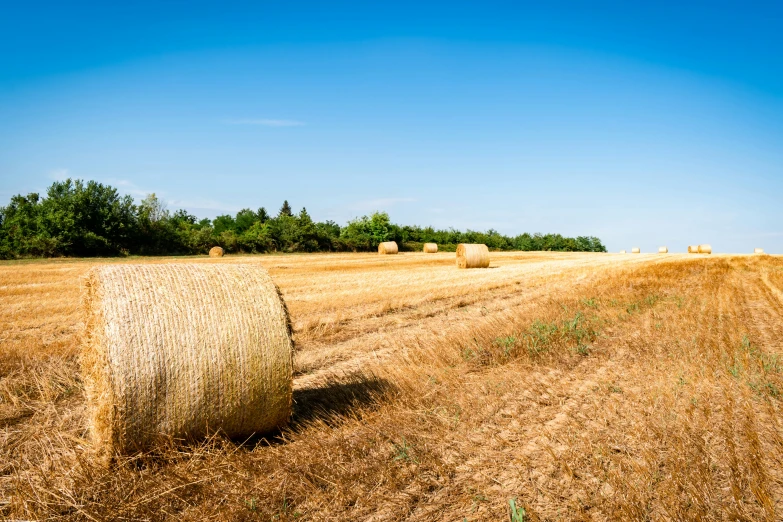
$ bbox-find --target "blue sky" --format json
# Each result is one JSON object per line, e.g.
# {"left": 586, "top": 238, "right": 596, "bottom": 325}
{"left": 1, "top": 1, "right": 781, "bottom": 253}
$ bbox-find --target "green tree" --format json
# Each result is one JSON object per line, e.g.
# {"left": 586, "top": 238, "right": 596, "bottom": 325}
{"left": 40, "top": 179, "right": 137, "bottom": 256}
{"left": 0, "top": 193, "right": 59, "bottom": 257}
{"left": 213, "top": 214, "right": 236, "bottom": 235}
{"left": 256, "top": 207, "right": 270, "bottom": 223}
{"left": 239, "top": 221, "right": 275, "bottom": 252}
{"left": 278, "top": 200, "right": 293, "bottom": 217}
{"left": 340, "top": 211, "right": 392, "bottom": 250}
{"left": 234, "top": 208, "right": 257, "bottom": 234}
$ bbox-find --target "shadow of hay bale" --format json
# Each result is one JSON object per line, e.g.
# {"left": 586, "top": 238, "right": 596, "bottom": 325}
{"left": 291, "top": 376, "right": 392, "bottom": 428}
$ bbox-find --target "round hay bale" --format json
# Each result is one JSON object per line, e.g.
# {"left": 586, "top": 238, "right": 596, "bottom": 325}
{"left": 81, "top": 263, "right": 293, "bottom": 460}
{"left": 209, "top": 246, "right": 224, "bottom": 257}
{"left": 688, "top": 245, "right": 699, "bottom": 254}
{"left": 423, "top": 243, "right": 438, "bottom": 253}
{"left": 456, "top": 243, "right": 490, "bottom": 269}
{"left": 698, "top": 244, "right": 712, "bottom": 254}
{"left": 754, "top": 248, "right": 764, "bottom": 254}
{"left": 658, "top": 246, "right": 668, "bottom": 254}
{"left": 378, "top": 241, "right": 398, "bottom": 255}
{"left": 619, "top": 250, "right": 626, "bottom": 254}
{"left": 631, "top": 247, "right": 641, "bottom": 254}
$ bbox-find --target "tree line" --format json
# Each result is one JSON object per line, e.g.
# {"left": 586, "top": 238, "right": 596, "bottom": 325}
{"left": 0, "top": 179, "right": 606, "bottom": 259}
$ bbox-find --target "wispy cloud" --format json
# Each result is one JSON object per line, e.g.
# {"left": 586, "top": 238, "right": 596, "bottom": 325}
{"left": 48, "top": 168, "right": 70, "bottom": 181}
{"left": 224, "top": 118, "right": 305, "bottom": 127}
{"left": 104, "top": 178, "right": 156, "bottom": 198}
{"left": 103, "top": 179, "right": 239, "bottom": 215}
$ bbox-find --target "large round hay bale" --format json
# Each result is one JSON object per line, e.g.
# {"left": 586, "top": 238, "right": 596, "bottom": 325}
{"left": 456, "top": 243, "right": 490, "bottom": 269}
{"left": 82, "top": 263, "right": 293, "bottom": 460}
{"left": 209, "top": 246, "right": 224, "bottom": 257}
{"left": 688, "top": 245, "right": 699, "bottom": 254}
{"left": 378, "top": 241, "right": 398, "bottom": 254}
{"left": 698, "top": 244, "right": 712, "bottom": 254}
{"left": 619, "top": 250, "right": 626, "bottom": 254}
{"left": 423, "top": 243, "right": 438, "bottom": 253}
{"left": 631, "top": 247, "right": 641, "bottom": 254}
{"left": 754, "top": 248, "right": 764, "bottom": 254}
{"left": 658, "top": 246, "right": 668, "bottom": 254}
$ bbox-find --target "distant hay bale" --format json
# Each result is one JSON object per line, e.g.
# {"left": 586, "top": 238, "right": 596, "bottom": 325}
{"left": 209, "top": 246, "right": 224, "bottom": 257}
{"left": 81, "top": 263, "right": 293, "bottom": 460}
{"left": 658, "top": 247, "right": 668, "bottom": 254}
{"left": 688, "top": 245, "right": 699, "bottom": 254}
{"left": 631, "top": 247, "right": 640, "bottom": 254}
{"left": 423, "top": 243, "right": 438, "bottom": 253}
{"left": 754, "top": 248, "right": 764, "bottom": 254}
{"left": 378, "top": 241, "right": 398, "bottom": 255}
{"left": 456, "top": 243, "right": 490, "bottom": 269}
{"left": 619, "top": 250, "right": 626, "bottom": 254}
{"left": 698, "top": 244, "right": 712, "bottom": 254}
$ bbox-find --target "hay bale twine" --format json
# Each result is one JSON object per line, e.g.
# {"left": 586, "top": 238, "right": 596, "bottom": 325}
{"left": 81, "top": 263, "right": 293, "bottom": 460}
{"left": 619, "top": 250, "right": 626, "bottom": 254}
{"left": 456, "top": 243, "right": 490, "bottom": 269}
{"left": 423, "top": 243, "right": 438, "bottom": 253}
{"left": 755, "top": 248, "right": 764, "bottom": 254}
{"left": 688, "top": 245, "right": 699, "bottom": 254}
{"left": 698, "top": 244, "right": 712, "bottom": 254}
{"left": 209, "top": 246, "right": 224, "bottom": 257}
{"left": 631, "top": 247, "right": 641, "bottom": 254}
{"left": 658, "top": 246, "right": 668, "bottom": 254}
{"left": 378, "top": 241, "right": 398, "bottom": 254}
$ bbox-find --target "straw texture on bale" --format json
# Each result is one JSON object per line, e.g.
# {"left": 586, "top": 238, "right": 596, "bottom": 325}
{"left": 755, "top": 248, "right": 764, "bottom": 254}
{"left": 422, "top": 243, "right": 438, "bottom": 253}
{"left": 619, "top": 250, "right": 626, "bottom": 254}
{"left": 378, "top": 241, "right": 398, "bottom": 254}
{"left": 81, "top": 263, "right": 293, "bottom": 460}
{"left": 698, "top": 244, "right": 712, "bottom": 254}
{"left": 209, "top": 246, "right": 224, "bottom": 257}
{"left": 631, "top": 247, "right": 641, "bottom": 254}
{"left": 688, "top": 245, "right": 699, "bottom": 254}
{"left": 456, "top": 243, "right": 490, "bottom": 269}
{"left": 658, "top": 247, "right": 668, "bottom": 254}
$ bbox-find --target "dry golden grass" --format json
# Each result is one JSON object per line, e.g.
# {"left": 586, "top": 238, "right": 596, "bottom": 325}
{"left": 2, "top": 252, "right": 783, "bottom": 520}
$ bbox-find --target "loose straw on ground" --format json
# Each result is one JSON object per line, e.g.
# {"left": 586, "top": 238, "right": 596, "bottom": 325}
{"left": 209, "top": 246, "right": 224, "bottom": 257}
{"left": 81, "top": 263, "right": 293, "bottom": 461}
{"left": 423, "top": 243, "right": 438, "bottom": 253}
{"left": 378, "top": 241, "right": 398, "bottom": 255}
{"left": 456, "top": 243, "right": 490, "bottom": 269}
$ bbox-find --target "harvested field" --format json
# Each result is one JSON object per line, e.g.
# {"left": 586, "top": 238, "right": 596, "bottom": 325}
{"left": 2, "top": 252, "right": 783, "bottom": 520}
